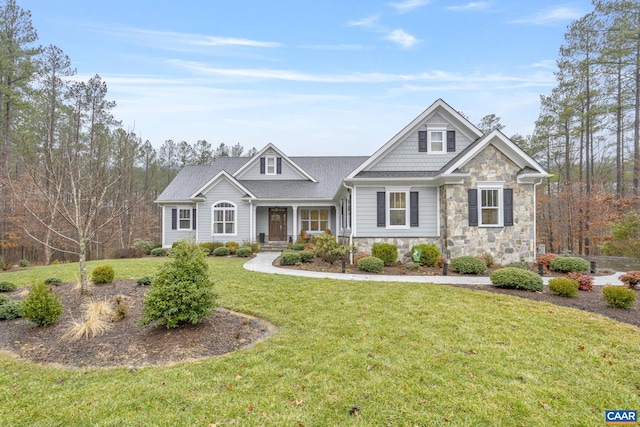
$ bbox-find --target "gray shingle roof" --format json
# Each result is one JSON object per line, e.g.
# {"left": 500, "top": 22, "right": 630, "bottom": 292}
{"left": 156, "top": 156, "right": 368, "bottom": 202}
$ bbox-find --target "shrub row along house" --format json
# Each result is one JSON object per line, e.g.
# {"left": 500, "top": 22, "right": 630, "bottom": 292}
{"left": 156, "top": 99, "right": 550, "bottom": 264}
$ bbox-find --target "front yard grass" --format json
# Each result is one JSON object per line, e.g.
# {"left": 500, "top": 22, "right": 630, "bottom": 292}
{"left": 1, "top": 257, "right": 639, "bottom": 426}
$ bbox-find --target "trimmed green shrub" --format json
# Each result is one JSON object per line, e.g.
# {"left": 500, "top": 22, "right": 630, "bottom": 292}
{"left": 404, "top": 261, "right": 421, "bottom": 271}
{"left": 44, "top": 277, "right": 62, "bottom": 286}
{"left": 280, "top": 251, "right": 301, "bottom": 266}
{"left": 0, "top": 294, "right": 10, "bottom": 305}
{"left": 505, "top": 262, "right": 528, "bottom": 270}
{"left": 136, "top": 276, "right": 152, "bottom": 286}
{"left": 603, "top": 286, "right": 637, "bottom": 309}
{"left": 0, "top": 281, "right": 17, "bottom": 292}
{"left": 18, "top": 259, "right": 28, "bottom": 268}
{"left": 299, "top": 250, "right": 315, "bottom": 262}
{"left": 550, "top": 256, "right": 590, "bottom": 273}
{"left": 372, "top": 243, "right": 398, "bottom": 267}
{"left": 21, "top": 282, "right": 63, "bottom": 326}
{"left": 140, "top": 240, "right": 217, "bottom": 328}
{"left": 0, "top": 300, "right": 22, "bottom": 320}
{"left": 213, "top": 246, "right": 231, "bottom": 256}
{"left": 491, "top": 267, "right": 543, "bottom": 291}
{"left": 243, "top": 241, "right": 260, "bottom": 254}
{"left": 290, "top": 243, "right": 306, "bottom": 251}
{"left": 357, "top": 256, "right": 385, "bottom": 273}
{"left": 548, "top": 277, "right": 579, "bottom": 297}
{"left": 236, "top": 246, "right": 253, "bottom": 257}
{"left": 133, "top": 238, "right": 161, "bottom": 255}
{"left": 150, "top": 247, "right": 168, "bottom": 257}
{"left": 411, "top": 244, "right": 440, "bottom": 267}
{"left": 92, "top": 265, "right": 115, "bottom": 284}
{"left": 450, "top": 256, "right": 487, "bottom": 274}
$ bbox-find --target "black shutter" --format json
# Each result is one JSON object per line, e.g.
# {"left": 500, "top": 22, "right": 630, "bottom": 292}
{"left": 503, "top": 188, "right": 513, "bottom": 226}
{"left": 192, "top": 208, "right": 197, "bottom": 230}
{"left": 377, "top": 192, "right": 385, "bottom": 227}
{"left": 260, "top": 157, "right": 265, "bottom": 174}
{"left": 171, "top": 208, "right": 177, "bottom": 230}
{"left": 418, "top": 130, "right": 427, "bottom": 152}
{"left": 468, "top": 189, "right": 478, "bottom": 226}
{"left": 410, "top": 191, "right": 419, "bottom": 227}
{"left": 277, "top": 157, "right": 282, "bottom": 174}
{"left": 447, "top": 130, "right": 456, "bottom": 152}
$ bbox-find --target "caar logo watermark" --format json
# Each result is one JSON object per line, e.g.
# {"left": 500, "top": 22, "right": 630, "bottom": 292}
{"left": 606, "top": 410, "right": 637, "bottom": 425}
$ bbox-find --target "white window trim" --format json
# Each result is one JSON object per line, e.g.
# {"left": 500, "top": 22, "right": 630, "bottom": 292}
{"left": 299, "top": 208, "right": 330, "bottom": 233}
{"left": 386, "top": 187, "right": 410, "bottom": 229}
{"left": 265, "top": 156, "right": 277, "bottom": 175}
{"left": 428, "top": 128, "right": 447, "bottom": 154}
{"left": 178, "top": 207, "right": 192, "bottom": 230}
{"left": 212, "top": 200, "right": 238, "bottom": 236}
{"left": 477, "top": 182, "right": 504, "bottom": 227}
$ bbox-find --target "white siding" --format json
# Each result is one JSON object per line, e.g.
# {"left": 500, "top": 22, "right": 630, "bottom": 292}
{"left": 355, "top": 186, "right": 438, "bottom": 237}
{"left": 368, "top": 114, "right": 474, "bottom": 172}
{"left": 163, "top": 205, "right": 196, "bottom": 247}
{"left": 235, "top": 148, "right": 309, "bottom": 180}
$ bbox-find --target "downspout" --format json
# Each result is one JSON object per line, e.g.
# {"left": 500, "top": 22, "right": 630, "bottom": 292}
{"left": 533, "top": 179, "right": 543, "bottom": 262}
{"left": 249, "top": 199, "right": 254, "bottom": 243}
{"left": 342, "top": 182, "right": 355, "bottom": 264}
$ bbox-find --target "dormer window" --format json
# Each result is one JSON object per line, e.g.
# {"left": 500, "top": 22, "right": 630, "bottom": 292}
{"left": 419, "top": 129, "right": 456, "bottom": 153}
{"left": 266, "top": 156, "right": 276, "bottom": 175}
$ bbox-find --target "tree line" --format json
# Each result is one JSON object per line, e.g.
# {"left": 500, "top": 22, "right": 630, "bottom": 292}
{"left": 0, "top": 0, "right": 255, "bottom": 286}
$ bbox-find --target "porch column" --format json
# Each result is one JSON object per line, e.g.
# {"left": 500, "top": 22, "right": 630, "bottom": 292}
{"left": 334, "top": 205, "right": 339, "bottom": 240}
{"left": 292, "top": 205, "right": 298, "bottom": 242}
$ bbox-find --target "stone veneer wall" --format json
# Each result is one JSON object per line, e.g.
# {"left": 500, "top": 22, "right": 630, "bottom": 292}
{"left": 440, "top": 144, "right": 536, "bottom": 265}
{"left": 352, "top": 237, "right": 442, "bottom": 261}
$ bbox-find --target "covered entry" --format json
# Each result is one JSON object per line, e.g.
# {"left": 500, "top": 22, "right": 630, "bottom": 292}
{"left": 269, "top": 207, "right": 287, "bottom": 241}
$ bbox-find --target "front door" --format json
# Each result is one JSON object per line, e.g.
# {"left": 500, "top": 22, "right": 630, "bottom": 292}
{"left": 269, "top": 208, "right": 287, "bottom": 241}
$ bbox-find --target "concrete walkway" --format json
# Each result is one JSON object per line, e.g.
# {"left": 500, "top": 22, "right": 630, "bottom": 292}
{"left": 244, "top": 252, "right": 625, "bottom": 286}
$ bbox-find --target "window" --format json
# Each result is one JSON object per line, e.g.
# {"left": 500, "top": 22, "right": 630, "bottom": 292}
{"left": 473, "top": 183, "right": 505, "bottom": 227}
{"left": 429, "top": 130, "right": 445, "bottom": 153}
{"left": 300, "top": 209, "right": 329, "bottom": 232}
{"left": 178, "top": 208, "right": 191, "bottom": 230}
{"left": 213, "top": 202, "right": 236, "bottom": 235}
{"left": 266, "top": 156, "right": 276, "bottom": 175}
{"left": 388, "top": 191, "right": 408, "bottom": 227}
{"left": 481, "top": 189, "right": 500, "bottom": 225}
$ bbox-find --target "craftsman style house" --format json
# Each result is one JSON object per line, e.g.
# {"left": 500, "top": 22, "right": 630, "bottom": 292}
{"left": 156, "top": 99, "right": 549, "bottom": 264}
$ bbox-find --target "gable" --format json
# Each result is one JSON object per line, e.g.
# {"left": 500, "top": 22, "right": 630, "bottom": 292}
{"left": 233, "top": 143, "right": 317, "bottom": 182}
{"left": 201, "top": 175, "right": 249, "bottom": 201}
{"left": 190, "top": 170, "right": 256, "bottom": 200}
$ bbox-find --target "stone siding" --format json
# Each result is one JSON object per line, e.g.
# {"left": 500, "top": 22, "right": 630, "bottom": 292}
{"left": 353, "top": 237, "right": 442, "bottom": 261}
{"left": 440, "top": 144, "right": 536, "bottom": 264}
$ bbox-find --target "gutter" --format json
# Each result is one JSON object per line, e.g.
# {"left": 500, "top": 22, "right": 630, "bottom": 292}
{"left": 533, "top": 178, "right": 544, "bottom": 261}
{"left": 342, "top": 181, "right": 355, "bottom": 264}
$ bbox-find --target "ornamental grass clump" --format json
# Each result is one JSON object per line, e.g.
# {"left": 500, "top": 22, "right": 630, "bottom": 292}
{"left": 603, "top": 285, "right": 637, "bottom": 309}
{"left": 548, "top": 277, "right": 579, "bottom": 297}
{"left": 490, "top": 267, "right": 543, "bottom": 291}
{"left": 141, "top": 240, "right": 216, "bottom": 329}
{"left": 449, "top": 256, "right": 487, "bottom": 274}
{"left": 549, "top": 256, "right": 590, "bottom": 273}
{"left": 21, "top": 282, "right": 63, "bottom": 327}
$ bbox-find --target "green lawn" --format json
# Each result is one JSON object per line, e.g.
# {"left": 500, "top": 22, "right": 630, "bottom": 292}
{"left": 1, "top": 257, "right": 639, "bottom": 426}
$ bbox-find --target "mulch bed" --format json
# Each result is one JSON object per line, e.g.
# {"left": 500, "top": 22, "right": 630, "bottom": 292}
{"left": 0, "top": 280, "right": 277, "bottom": 369}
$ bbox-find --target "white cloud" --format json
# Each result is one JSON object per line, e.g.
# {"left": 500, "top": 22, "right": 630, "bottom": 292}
{"left": 509, "top": 6, "right": 583, "bottom": 25}
{"left": 385, "top": 29, "right": 418, "bottom": 49}
{"left": 191, "top": 36, "right": 281, "bottom": 48}
{"left": 347, "top": 15, "right": 380, "bottom": 27}
{"left": 389, "top": 0, "right": 431, "bottom": 14}
{"left": 446, "top": 2, "right": 492, "bottom": 12}
{"left": 302, "top": 44, "right": 375, "bottom": 51}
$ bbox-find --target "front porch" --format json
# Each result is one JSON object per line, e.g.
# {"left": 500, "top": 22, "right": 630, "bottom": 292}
{"left": 254, "top": 205, "right": 338, "bottom": 245}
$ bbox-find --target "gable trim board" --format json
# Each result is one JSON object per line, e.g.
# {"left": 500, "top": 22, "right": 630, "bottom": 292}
{"left": 157, "top": 99, "right": 549, "bottom": 263}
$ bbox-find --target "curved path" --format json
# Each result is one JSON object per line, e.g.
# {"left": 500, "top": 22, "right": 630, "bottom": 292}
{"left": 244, "top": 252, "right": 625, "bottom": 286}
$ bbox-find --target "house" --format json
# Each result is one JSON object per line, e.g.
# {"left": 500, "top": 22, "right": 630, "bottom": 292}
{"left": 155, "top": 99, "right": 550, "bottom": 264}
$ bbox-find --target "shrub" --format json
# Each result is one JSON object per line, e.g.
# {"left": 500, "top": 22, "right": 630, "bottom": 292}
{"left": 0, "top": 281, "right": 17, "bottom": 292}
{"left": 618, "top": 271, "right": 640, "bottom": 289}
{"left": 437, "top": 256, "right": 447, "bottom": 268}
{"left": 450, "top": 256, "right": 487, "bottom": 274}
{"left": 21, "top": 282, "right": 63, "bottom": 326}
{"left": 199, "top": 242, "right": 224, "bottom": 253}
{"left": 225, "top": 241, "right": 239, "bottom": 254}
{"left": 372, "top": 243, "right": 398, "bottom": 267}
{"left": 133, "top": 238, "right": 162, "bottom": 255}
{"left": 357, "top": 256, "right": 384, "bottom": 273}
{"left": 136, "top": 276, "right": 152, "bottom": 286}
{"left": 44, "top": 277, "right": 62, "bottom": 286}
{"left": 243, "top": 241, "right": 260, "bottom": 254}
{"left": 0, "top": 299, "right": 22, "bottom": 320}
{"left": 236, "top": 246, "right": 253, "bottom": 257}
{"left": 313, "top": 234, "right": 352, "bottom": 264}
{"left": 150, "top": 247, "right": 168, "bottom": 257}
{"left": 0, "top": 294, "right": 9, "bottom": 305}
{"left": 600, "top": 213, "right": 640, "bottom": 257}
{"left": 550, "top": 257, "right": 590, "bottom": 273}
{"left": 112, "top": 295, "right": 129, "bottom": 321}
{"left": 299, "top": 250, "right": 315, "bottom": 262}
{"left": 536, "top": 253, "right": 558, "bottom": 269}
{"left": 18, "top": 259, "right": 28, "bottom": 268}
{"left": 567, "top": 272, "right": 594, "bottom": 291}
{"left": 411, "top": 244, "right": 440, "bottom": 267}
{"left": 404, "top": 261, "right": 421, "bottom": 271}
{"left": 491, "top": 267, "right": 543, "bottom": 291}
{"left": 91, "top": 265, "right": 115, "bottom": 284}
{"left": 213, "top": 246, "right": 231, "bottom": 256}
{"left": 280, "top": 251, "right": 301, "bottom": 266}
{"left": 548, "top": 277, "right": 579, "bottom": 297}
{"left": 290, "top": 243, "right": 306, "bottom": 251}
{"left": 140, "top": 240, "right": 217, "bottom": 328}
{"left": 603, "top": 285, "right": 637, "bottom": 309}
{"left": 353, "top": 253, "right": 371, "bottom": 265}
{"left": 505, "top": 262, "right": 529, "bottom": 270}
{"left": 481, "top": 252, "right": 495, "bottom": 268}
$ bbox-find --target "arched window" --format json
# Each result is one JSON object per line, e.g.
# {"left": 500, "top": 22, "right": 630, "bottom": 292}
{"left": 212, "top": 201, "right": 236, "bottom": 235}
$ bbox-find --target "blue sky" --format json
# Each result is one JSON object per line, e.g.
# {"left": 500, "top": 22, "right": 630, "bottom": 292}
{"left": 21, "top": 0, "right": 592, "bottom": 156}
